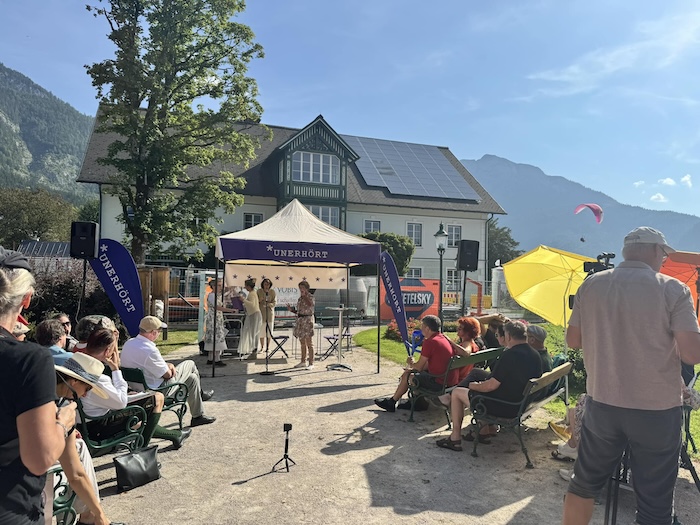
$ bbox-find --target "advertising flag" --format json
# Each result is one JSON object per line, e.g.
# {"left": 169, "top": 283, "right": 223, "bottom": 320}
{"left": 379, "top": 251, "right": 410, "bottom": 353}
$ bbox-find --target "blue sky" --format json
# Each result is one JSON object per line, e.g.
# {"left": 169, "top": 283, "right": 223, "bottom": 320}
{"left": 2, "top": 1, "right": 700, "bottom": 216}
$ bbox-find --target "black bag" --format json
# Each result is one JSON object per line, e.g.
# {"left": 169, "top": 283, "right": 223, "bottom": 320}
{"left": 113, "top": 445, "right": 160, "bottom": 491}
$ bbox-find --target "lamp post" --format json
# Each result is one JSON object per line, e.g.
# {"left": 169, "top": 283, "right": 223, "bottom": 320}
{"left": 434, "top": 222, "right": 447, "bottom": 328}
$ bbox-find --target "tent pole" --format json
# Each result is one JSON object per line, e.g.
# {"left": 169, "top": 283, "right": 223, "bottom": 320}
{"left": 376, "top": 264, "right": 380, "bottom": 374}
{"left": 211, "top": 258, "right": 219, "bottom": 378}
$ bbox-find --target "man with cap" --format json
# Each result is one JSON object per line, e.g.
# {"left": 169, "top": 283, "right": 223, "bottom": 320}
{"left": 563, "top": 227, "right": 700, "bottom": 525}
{"left": 526, "top": 324, "right": 552, "bottom": 374}
{"left": 121, "top": 316, "right": 216, "bottom": 427}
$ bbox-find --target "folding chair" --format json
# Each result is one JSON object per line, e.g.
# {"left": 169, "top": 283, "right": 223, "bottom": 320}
{"left": 265, "top": 323, "right": 289, "bottom": 359}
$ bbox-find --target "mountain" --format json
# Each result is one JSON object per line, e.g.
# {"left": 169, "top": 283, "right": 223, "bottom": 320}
{"left": 462, "top": 154, "right": 700, "bottom": 258}
{"left": 0, "top": 62, "right": 96, "bottom": 204}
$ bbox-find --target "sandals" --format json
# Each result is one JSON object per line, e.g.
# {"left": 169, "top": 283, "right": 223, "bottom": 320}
{"left": 436, "top": 437, "right": 463, "bottom": 451}
{"left": 462, "top": 430, "right": 492, "bottom": 444}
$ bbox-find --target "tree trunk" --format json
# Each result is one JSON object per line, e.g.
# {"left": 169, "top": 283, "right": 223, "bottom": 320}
{"left": 131, "top": 236, "right": 147, "bottom": 265}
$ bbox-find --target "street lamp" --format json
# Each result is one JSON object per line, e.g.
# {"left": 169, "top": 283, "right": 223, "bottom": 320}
{"left": 434, "top": 222, "right": 448, "bottom": 328}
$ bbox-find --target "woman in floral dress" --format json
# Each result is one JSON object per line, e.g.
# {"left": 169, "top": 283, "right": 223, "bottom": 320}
{"left": 288, "top": 281, "right": 315, "bottom": 370}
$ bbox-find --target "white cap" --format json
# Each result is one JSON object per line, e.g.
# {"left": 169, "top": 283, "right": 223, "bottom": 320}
{"left": 623, "top": 227, "right": 675, "bottom": 253}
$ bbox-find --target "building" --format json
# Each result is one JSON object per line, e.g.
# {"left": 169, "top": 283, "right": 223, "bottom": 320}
{"left": 77, "top": 115, "right": 504, "bottom": 289}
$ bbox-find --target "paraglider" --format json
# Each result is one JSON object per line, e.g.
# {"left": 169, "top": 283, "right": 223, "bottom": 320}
{"left": 574, "top": 203, "right": 604, "bottom": 224}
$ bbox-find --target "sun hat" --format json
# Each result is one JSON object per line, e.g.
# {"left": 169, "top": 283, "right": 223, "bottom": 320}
{"left": 55, "top": 353, "right": 108, "bottom": 398}
{"left": 527, "top": 324, "right": 547, "bottom": 342}
{"left": 623, "top": 227, "right": 675, "bottom": 253}
{"left": 75, "top": 315, "right": 118, "bottom": 342}
{"left": 139, "top": 315, "right": 167, "bottom": 331}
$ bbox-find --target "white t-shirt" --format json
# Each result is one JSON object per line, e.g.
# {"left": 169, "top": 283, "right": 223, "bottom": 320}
{"left": 120, "top": 334, "right": 169, "bottom": 390}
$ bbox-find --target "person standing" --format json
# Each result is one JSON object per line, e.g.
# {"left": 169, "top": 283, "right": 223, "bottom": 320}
{"left": 257, "top": 278, "right": 277, "bottom": 352}
{"left": 204, "top": 279, "right": 233, "bottom": 367}
{"left": 0, "top": 246, "right": 76, "bottom": 524}
{"left": 239, "top": 278, "right": 262, "bottom": 360}
{"left": 563, "top": 227, "right": 700, "bottom": 525}
{"left": 288, "top": 281, "right": 315, "bottom": 370}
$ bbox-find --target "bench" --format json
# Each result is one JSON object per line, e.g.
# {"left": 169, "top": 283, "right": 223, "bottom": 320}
{"left": 121, "top": 367, "right": 189, "bottom": 430}
{"left": 76, "top": 398, "right": 147, "bottom": 458}
{"left": 407, "top": 347, "right": 505, "bottom": 428}
{"left": 469, "top": 361, "right": 573, "bottom": 468}
{"left": 47, "top": 464, "right": 78, "bottom": 525}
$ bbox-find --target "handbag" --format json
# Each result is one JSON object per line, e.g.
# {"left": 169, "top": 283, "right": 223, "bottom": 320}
{"left": 113, "top": 445, "right": 160, "bottom": 491}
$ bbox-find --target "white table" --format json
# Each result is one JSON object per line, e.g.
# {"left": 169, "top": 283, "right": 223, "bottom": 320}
{"left": 324, "top": 307, "right": 355, "bottom": 372}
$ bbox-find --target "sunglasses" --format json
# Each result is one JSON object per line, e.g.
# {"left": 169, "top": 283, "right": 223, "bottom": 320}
{"left": 62, "top": 321, "right": 71, "bottom": 327}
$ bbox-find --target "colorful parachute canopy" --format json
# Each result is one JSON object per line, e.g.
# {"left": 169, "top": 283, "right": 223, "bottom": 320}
{"left": 574, "top": 203, "right": 604, "bottom": 224}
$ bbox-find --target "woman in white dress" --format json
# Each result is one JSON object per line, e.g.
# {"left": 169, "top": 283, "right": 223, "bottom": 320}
{"left": 239, "top": 278, "right": 262, "bottom": 360}
{"left": 204, "top": 278, "right": 234, "bottom": 366}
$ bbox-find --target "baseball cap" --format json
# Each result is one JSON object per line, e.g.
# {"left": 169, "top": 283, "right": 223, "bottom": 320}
{"left": 139, "top": 316, "right": 167, "bottom": 331}
{"left": 623, "top": 227, "right": 675, "bottom": 253}
{"left": 527, "top": 324, "right": 547, "bottom": 342}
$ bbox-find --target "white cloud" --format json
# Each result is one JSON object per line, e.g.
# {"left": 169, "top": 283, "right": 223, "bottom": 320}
{"left": 650, "top": 193, "right": 668, "bottom": 203}
{"left": 658, "top": 178, "right": 677, "bottom": 186}
{"left": 524, "top": 10, "right": 700, "bottom": 99}
{"left": 681, "top": 174, "right": 693, "bottom": 188}
{"left": 633, "top": 180, "right": 645, "bottom": 188}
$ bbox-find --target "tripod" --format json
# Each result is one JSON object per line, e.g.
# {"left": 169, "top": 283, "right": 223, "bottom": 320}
{"left": 271, "top": 424, "right": 296, "bottom": 472}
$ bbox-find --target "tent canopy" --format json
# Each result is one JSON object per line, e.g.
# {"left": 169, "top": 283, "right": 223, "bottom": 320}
{"left": 215, "top": 199, "right": 381, "bottom": 266}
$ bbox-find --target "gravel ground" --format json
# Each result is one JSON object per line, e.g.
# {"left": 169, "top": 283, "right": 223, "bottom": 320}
{"left": 92, "top": 334, "right": 700, "bottom": 525}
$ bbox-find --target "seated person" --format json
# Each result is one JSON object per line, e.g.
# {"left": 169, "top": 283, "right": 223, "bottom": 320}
{"left": 121, "top": 316, "right": 216, "bottom": 427}
{"left": 35, "top": 318, "right": 72, "bottom": 366}
{"left": 474, "top": 313, "right": 508, "bottom": 349}
{"left": 526, "top": 324, "right": 553, "bottom": 373}
{"left": 75, "top": 318, "right": 191, "bottom": 448}
{"left": 374, "top": 315, "right": 457, "bottom": 413}
{"left": 436, "top": 320, "right": 542, "bottom": 451}
{"left": 51, "top": 312, "right": 79, "bottom": 351}
{"left": 53, "top": 352, "right": 124, "bottom": 525}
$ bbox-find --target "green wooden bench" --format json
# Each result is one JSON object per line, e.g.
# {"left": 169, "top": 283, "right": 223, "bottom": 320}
{"left": 121, "top": 366, "right": 189, "bottom": 429}
{"left": 407, "top": 347, "right": 505, "bottom": 428}
{"left": 469, "top": 361, "right": 573, "bottom": 468}
{"left": 76, "top": 398, "right": 147, "bottom": 458}
{"left": 47, "top": 464, "right": 78, "bottom": 525}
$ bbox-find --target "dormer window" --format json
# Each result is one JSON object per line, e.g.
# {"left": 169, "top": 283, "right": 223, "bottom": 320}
{"left": 292, "top": 151, "right": 340, "bottom": 184}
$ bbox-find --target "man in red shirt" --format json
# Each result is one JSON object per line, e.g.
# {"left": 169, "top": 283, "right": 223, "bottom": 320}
{"left": 374, "top": 315, "right": 456, "bottom": 412}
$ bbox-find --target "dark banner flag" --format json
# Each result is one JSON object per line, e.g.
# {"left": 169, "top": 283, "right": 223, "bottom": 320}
{"left": 379, "top": 251, "right": 410, "bottom": 354}
{"left": 89, "top": 239, "right": 144, "bottom": 336}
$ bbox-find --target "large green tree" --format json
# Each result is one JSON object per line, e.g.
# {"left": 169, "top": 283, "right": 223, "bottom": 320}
{"left": 0, "top": 188, "right": 77, "bottom": 249}
{"left": 86, "top": 0, "right": 266, "bottom": 264}
{"left": 352, "top": 232, "right": 415, "bottom": 276}
{"left": 488, "top": 218, "right": 523, "bottom": 271}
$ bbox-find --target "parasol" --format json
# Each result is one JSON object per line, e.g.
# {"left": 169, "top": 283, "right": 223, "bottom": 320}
{"left": 502, "top": 245, "right": 596, "bottom": 327}
{"left": 660, "top": 250, "right": 700, "bottom": 316}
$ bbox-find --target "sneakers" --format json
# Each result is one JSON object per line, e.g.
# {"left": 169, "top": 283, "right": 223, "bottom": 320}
{"left": 559, "top": 468, "right": 573, "bottom": 482}
{"left": 306, "top": 363, "right": 314, "bottom": 370}
{"left": 374, "top": 397, "right": 396, "bottom": 412}
{"left": 549, "top": 421, "right": 572, "bottom": 442}
{"left": 557, "top": 442, "right": 578, "bottom": 460}
{"left": 293, "top": 361, "right": 307, "bottom": 368}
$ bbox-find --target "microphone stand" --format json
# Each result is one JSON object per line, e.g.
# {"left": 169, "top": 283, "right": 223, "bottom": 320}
{"left": 260, "top": 293, "right": 274, "bottom": 376}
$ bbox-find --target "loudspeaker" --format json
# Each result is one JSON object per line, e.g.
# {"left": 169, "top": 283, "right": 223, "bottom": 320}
{"left": 457, "top": 240, "right": 479, "bottom": 272}
{"left": 70, "top": 222, "right": 100, "bottom": 259}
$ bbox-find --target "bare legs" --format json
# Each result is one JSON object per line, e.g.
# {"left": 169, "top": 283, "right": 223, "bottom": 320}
{"left": 449, "top": 387, "right": 471, "bottom": 441}
{"left": 562, "top": 493, "right": 595, "bottom": 525}
{"left": 298, "top": 336, "right": 314, "bottom": 368}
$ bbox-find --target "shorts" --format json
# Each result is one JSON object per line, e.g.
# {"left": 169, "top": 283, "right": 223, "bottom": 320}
{"left": 411, "top": 372, "right": 443, "bottom": 392}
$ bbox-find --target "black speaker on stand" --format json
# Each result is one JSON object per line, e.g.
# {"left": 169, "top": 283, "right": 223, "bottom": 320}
{"left": 70, "top": 221, "right": 100, "bottom": 321}
{"left": 456, "top": 239, "right": 479, "bottom": 272}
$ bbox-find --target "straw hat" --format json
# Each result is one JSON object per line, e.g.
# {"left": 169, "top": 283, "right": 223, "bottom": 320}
{"left": 55, "top": 353, "right": 108, "bottom": 398}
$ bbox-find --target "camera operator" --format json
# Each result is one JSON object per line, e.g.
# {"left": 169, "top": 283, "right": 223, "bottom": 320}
{"left": 562, "top": 227, "right": 700, "bottom": 525}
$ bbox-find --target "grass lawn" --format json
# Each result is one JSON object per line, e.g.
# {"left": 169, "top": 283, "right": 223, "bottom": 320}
{"left": 157, "top": 330, "right": 199, "bottom": 356}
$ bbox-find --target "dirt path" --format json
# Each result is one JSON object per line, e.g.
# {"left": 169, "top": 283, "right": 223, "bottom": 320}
{"left": 93, "top": 338, "right": 700, "bottom": 525}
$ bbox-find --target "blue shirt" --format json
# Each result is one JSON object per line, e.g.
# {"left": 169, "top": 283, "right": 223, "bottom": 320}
{"left": 49, "top": 345, "right": 72, "bottom": 366}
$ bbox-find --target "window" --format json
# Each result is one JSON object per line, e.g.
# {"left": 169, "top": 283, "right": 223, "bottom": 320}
{"left": 292, "top": 151, "right": 340, "bottom": 184}
{"left": 447, "top": 269, "right": 462, "bottom": 292}
{"left": 447, "top": 225, "right": 461, "bottom": 248}
{"left": 364, "top": 220, "right": 380, "bottom": 234}
{"left": 308, "top": 205, "right": 339, "bottom": 227}
{"left": 244, "top": 213, "right": 263, "bottom": 229}
{"left": 407, "top": 222, "right": 422, "bottom": 247}
{"left": 405, "top": 267, "right": 422, "bottom": 279}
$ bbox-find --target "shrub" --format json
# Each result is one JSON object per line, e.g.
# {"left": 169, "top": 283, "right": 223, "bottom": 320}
{"left": 566, "top": 347, "right": 587, "bottom": 391}
{"left": 385, "top": 317, "right": 422, "bottom": 342}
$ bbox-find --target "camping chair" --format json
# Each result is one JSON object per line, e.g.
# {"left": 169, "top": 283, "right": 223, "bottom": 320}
{"left": 321, "top": 326, "right": 353, "bottom": 361}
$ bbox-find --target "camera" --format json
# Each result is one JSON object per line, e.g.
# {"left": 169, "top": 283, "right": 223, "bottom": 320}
{"left": 570, "top": 252, "right": 617, "bottom": 309}
{"left": 283, "top": 423, "right": 292, "bottom": 432}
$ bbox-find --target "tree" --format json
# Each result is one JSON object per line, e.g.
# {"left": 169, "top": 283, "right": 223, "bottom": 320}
{"left": 0, "top": 188, "right": 77, "bottom": 249}
{"left": 351, "top": 232, "right": 415, "bottom": 276}
{"left": 488, "top": 218, "right": 523, "bottom": 271}
{"left": 78, "top": 198, "right": 100, "bottom": 223}
{"left": 86, "top": 0, "right": 266, "bottom": 264}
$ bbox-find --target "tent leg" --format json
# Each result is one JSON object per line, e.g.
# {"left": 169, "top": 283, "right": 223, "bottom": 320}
{"left": 377, "top": 265, "right": 380, "bottom": 374}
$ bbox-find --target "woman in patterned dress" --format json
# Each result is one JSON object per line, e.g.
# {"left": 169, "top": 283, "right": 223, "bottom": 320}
{"left": 256, "top": 278, "right": 277, "bottom": 352}
{"left": 204, "top": 279, "right": 234, "bottom": 366}
{"left": 288, "top": 281, "right": 315, "bottom": 370}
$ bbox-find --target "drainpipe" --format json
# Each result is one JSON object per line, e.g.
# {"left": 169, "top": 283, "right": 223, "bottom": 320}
{"left": 485, "top": 213, "right": 494, "bottom": 295}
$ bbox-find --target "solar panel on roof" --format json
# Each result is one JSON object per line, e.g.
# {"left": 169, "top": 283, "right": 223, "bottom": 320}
{"left": 341, "top": 135, "right": 480, "bottom": 202}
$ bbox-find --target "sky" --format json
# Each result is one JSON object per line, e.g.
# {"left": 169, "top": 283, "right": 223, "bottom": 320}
{"left": 2, "top": 1, "right": 700, "bottom": 216}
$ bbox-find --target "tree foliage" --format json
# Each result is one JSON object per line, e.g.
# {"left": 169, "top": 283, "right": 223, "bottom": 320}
{"left": 351, "top": 231, "right": 415, "bottom": 276}
{"left": 85, "top": 0, "right": 266, "bottom": 264}
{"left": 78, "top": 199, "right": 101, "bottom": 223}
{"left": 0, "top": 188, "right": 77, "bottom": 249}
{"left": 488, "top": 218, "right": 523, "bottom": 271}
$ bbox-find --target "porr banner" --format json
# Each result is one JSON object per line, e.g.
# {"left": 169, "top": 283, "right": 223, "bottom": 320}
{"left": 89, "top": 239, "right": 145, "bottom": 336}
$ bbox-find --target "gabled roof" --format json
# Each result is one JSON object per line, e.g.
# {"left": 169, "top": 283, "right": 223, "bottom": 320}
{"left": 77, "top": 118, "right": 505, "bottom": 215}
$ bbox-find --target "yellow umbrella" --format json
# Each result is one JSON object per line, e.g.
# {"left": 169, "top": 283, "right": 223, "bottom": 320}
{"left": 503, "top": 245, "right": 596, "bottom": 327}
